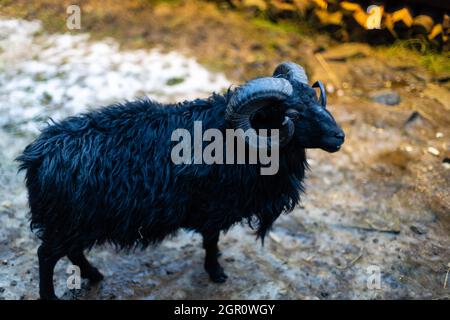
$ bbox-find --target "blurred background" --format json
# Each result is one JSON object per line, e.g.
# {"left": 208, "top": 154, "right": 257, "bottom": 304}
{"left": 0, "top": 0, "right": 449, "bottom": 299}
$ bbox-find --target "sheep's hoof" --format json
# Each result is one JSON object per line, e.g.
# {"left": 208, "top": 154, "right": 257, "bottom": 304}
{"left": 84, "top": 267, "right": 104, "bottom": 283}
{"left": 210, "top": 273, "right": 228, "bottom": 283}
{"left": 207, "top": 267, "right": 228, "bottom": 283}
{"left": 39, "top": 294, "right": 59, "bottom": 300}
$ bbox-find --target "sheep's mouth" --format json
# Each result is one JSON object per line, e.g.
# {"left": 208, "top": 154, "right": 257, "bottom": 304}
{"left": 322, "top": 144, "right": 341, "bottom": 153}
{"left": 320, "top": 136, "right": 344, "bottom": 153}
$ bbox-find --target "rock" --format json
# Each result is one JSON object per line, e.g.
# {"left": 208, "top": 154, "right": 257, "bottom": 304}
{"left": 427, "top": 147, "right": 440, "bottom": 156}
{"left": 443, "top": 158, "right": 450, "bottom": 170}
{"left": 370, "top": 90, "right": 401, "bottom": 106}
{"left": 269, "top": 232, "right": 281, "bottom": 243}
{"left": 404, "top": 145, "right": 413, "bottom": 153}
{"left": 165, "top": 269, "right": 175, "bottom": 275}
{"left": 1, "top": 200, "right": 12, "bottom": 208}
{"left": 410, "top": 225, "right": 426, "bottom": 235}
{"left": 405, "top": 111, "right": 421, "bottom": 125}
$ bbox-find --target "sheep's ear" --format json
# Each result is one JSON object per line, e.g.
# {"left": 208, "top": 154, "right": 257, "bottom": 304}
{"left": 312, "top": 81, "right": 327, "bottom": 108}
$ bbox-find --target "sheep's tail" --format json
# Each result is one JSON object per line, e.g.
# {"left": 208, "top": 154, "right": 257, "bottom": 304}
{"left": 16, "top": 138, "right": 52, "bottom": 182}
{"left": 16, "top": 138, "right": 51, "bottom": 238}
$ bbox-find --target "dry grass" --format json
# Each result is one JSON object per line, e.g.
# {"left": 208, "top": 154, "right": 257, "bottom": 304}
{"left": 379, "top": 39, "right": 450, "bottom": 76}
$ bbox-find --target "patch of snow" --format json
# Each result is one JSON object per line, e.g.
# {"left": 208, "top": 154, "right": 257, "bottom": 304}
{"left": 0, "top": 18, "right": 230, "bottom": 134}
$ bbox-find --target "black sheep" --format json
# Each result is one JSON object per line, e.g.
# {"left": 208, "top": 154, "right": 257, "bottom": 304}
{"left": 17, "top": 62, "right": 345, "bottom": 299}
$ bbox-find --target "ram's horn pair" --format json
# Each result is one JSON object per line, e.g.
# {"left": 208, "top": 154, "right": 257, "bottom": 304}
{"left": 225, "top": 62, "right": 324, "bottom": 149}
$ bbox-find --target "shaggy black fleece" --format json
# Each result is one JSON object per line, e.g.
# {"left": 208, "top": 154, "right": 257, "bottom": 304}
{"left": 17, "top": 92, "right": 307, "bottom": 257}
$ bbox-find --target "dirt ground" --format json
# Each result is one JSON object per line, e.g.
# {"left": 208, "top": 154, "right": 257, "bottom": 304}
{"left": 0, "top": 0, "right": 449, "bottom": 300}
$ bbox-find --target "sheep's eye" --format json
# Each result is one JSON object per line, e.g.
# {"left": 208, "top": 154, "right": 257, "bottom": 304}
{"left": 286, "top": 109, "right": 301, "bottom": 120}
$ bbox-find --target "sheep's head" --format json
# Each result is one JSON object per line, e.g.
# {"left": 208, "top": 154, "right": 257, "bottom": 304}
{"left": 225, "top": 61, "right": 345, "bottom": 153}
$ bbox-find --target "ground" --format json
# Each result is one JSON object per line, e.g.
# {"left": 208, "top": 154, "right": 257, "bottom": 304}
{"left": 0, "top": 0, "right": 449, "bottom": 300}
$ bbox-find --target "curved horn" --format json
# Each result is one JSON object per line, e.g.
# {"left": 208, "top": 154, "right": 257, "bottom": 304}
{"left": 225, "top": 77, "right": 295, "bottom": 149}
{"left": 273, "top": 61, "right": 308, "bottom": 85}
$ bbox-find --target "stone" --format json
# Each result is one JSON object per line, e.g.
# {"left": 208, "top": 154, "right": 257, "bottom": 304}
{"left": 427, "top": 147, "right": 440, "bottom": 156}
{"left": 370, "top": 90, "right": 401, "bottom": 106}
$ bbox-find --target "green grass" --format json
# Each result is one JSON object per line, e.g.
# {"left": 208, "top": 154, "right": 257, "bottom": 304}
{"left": 382, "top": 39, "right": 450, "bottom": 75}
{"left": 166, "top": 77, "right": 185, "bottom": 86}
{"left": 251, "top": 16, "right": 313, "bottom": 36}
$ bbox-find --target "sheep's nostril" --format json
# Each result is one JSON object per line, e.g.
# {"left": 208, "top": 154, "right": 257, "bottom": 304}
{"left": 335, "top": 132, "right": 345, "bottom": 140}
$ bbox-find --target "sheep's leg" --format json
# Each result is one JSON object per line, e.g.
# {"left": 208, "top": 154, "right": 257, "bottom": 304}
{"left": 67, "top": 251, "right": 104, "bottom": 283}
{"left": 202, "top": 232, "right": 228, "bottom": 283}
{"left": 37, "top": 245, "right": 61, "bottom": 300}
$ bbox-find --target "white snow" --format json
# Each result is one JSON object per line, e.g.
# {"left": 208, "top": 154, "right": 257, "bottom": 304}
{"left": 0, "top": 17, "right": 230, "bottom": 134}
